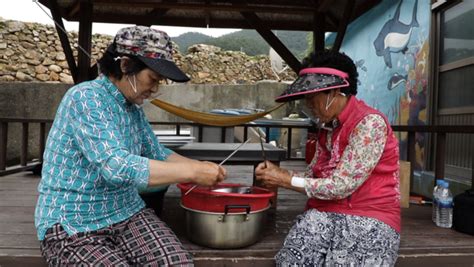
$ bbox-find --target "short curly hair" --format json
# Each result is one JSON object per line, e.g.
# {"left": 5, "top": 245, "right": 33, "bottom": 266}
{"left": 98, "top": 43, "right": 147, "bottom": 80}
{"left": 302, "top": 50, "right": 358, "bottom": 96}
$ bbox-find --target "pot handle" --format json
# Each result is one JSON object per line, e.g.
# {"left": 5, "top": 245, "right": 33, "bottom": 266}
{"left": 224, "top": 204, "right": 251, "bottom": 215}
{"left": 220, "top": 205, "right": 251, "bottom": 222}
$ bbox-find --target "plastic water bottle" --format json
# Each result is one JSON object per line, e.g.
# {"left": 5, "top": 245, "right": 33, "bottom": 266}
{"left": 432, "top": 180, "right": 443, "bottom": 223}
{"left": 436, "top": 181, "right": 453, "bottom": 228}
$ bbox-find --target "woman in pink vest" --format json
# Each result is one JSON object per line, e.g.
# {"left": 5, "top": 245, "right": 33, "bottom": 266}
{"left": 256, "top": 50, "right": 400, "bottom": 266}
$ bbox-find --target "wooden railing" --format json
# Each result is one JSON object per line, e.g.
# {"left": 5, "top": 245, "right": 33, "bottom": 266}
{"left": 0, "top": 118, "right": 52, "bottom": 176}
{"left": 0, "top": 118, "right": 311, "bottom": 176}
{"left": 392, "top": 125, "right": 474, "bottom": 188}
{"left": 1, "top": 117, "right": 473, "bottom": 188}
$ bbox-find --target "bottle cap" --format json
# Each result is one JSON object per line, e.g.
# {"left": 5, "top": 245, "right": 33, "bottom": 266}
{"left": 443, "top": 180, "right": 449, "bottom": 187}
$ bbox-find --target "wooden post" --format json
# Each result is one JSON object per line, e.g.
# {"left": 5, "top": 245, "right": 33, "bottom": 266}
{"left": 407, "top": 131, "right": 416, "bottom": 186}
{"left": 332, "top": 0, "right": 355, "bottom": 52}
{"left": 435, "top": 133, "right": 446, "bottom": 182}
{"left": 265, "top": 127, "right": 270, "bottom": 143}
{"left": 49, "top": 0, "right": 78, "bottom": 83}
{"left": 20, "top": 123, "right": 29, "bottom": 166}
{"left": 472, "top": 148, "right": 474, "bottom": 190}
{"left": 0, "top": 122, "right": 7, "bottom": 171}
{"left": 313, "top": 12, "right": 325, "bottom": 52}
{"left": 243, "top": 125, "right": 248, "bottom": 141}
{"left": 221, "top": 127, "right": 226, "bottom": 143}
{"left": 176, "top": 124, "right": 181, "bottom": 136}
{"left": 198, "top": 125, "right": 203, "bottom": 142}
{"left": 77, "top": 0, "right": 93, "bottom": 82}
{"left": 39, "top": 122, "right": 46, "bottom": 162}
{"left": 287, "top": 127, "right": 292, "bottom": 159}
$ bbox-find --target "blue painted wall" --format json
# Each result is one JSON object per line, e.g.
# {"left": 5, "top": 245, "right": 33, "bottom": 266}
{"left": 328, "top": 0, "right": 431, "bottom": 168}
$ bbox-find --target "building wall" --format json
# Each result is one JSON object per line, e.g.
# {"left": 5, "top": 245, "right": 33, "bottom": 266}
{"left": 329, "top": 0, "right": 431, "bottom": 170}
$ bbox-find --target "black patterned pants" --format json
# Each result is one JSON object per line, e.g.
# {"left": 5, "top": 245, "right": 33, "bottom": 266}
{"left": 40, "top": 208, "right": 193, "bottom": 266}
{"left": 276, "top": 209, "right": 400, "bottom": 266}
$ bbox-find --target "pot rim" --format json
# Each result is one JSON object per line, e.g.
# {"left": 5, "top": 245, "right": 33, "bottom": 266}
{"left": 180, "top": 203, "right": 270, "bottom": 215}
{"left": 177, "top": 183, "right": 275, "bottom": 198}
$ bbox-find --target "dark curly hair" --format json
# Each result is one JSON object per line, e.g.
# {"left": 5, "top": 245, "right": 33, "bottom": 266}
{"left": 98, "top": 43, "right": 147, "bottom": 79}
{"left": 302, "top": 50, "right": 358, "bottom": 96}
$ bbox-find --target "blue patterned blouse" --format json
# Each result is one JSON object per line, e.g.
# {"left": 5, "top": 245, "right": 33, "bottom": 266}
{"left": 35, "top": 75, "right": 173, "bottom": 240}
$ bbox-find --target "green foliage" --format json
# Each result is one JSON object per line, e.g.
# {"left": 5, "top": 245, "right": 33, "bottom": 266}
{"left": 172, "top": 32, "right": 213, "bottom": 53}
{"left": 172, "top": 29, "right": 309, "bottom": 59}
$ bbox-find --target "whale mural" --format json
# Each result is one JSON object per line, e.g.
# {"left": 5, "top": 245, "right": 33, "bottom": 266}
{"left": 373, "top": 0, "right": 419, "bottom": 68}
{"left": 387, "top": 72, "right": 408, "bottom": 90}
{"left": 325, "top": 0, "right": 429, "bottom": 170}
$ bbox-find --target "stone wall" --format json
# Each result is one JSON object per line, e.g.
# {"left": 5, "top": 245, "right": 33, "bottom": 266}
{"left": 0, "top": 18, "right": 297, "bottom": 84}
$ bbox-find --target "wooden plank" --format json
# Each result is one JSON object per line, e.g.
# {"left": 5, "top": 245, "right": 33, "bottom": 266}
{"left": 0, "top": 234, "right": 40, "bottom": 249}
{"left": 0, "top": 206, "right": 35, "bottom": 223}
{"left": 0, "top": 254, "right": 46, "bottom": 267}
{"left": 2, "top": 162, "right": 474, "bottom": 265}
{"left": 0, "top": 223, "right": 37, "bottom": 235}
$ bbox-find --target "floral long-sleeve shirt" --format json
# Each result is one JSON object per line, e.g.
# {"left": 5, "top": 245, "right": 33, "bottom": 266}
{"left": 35, "top": 75, "right": 173, "bottom": 240}
{"left": 291, "top": 114, "right": 388, "bottom": 200}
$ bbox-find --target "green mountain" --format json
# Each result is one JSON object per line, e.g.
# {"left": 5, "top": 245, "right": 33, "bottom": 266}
{"left": 172, "top": 32, "right": 213, "bottom": 53}
{"left": 172, "top": 30, "right": 309, "bottom": 59}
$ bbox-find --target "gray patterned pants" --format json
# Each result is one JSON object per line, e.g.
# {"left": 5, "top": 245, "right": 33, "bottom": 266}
{"left": 276, "top": 209, "right": 400, "bottom": 266}
{"left": 40, "top": 208, "right": 193, "bottom": 266}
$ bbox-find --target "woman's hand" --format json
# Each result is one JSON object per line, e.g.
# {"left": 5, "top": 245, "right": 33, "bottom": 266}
{"left": 191, "top": 161, "right": 227, "bottom": 186}
{"left": 255, "top": 160, "right": 291, "bottom": 189}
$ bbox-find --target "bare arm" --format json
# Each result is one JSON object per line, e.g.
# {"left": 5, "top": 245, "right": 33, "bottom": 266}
{"left": 148, "top": 153, "right": 227, "bottom": 187}
{"left": 255, "top": 161, "right": 306, "bottom": 194}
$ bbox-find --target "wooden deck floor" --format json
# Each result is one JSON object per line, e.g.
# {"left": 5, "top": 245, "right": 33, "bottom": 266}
{"left": 1, "top": 161, "right": 474, "bottom": 266}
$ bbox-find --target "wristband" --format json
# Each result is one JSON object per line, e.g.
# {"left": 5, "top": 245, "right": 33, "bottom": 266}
{"left": 291, "top": 176, "right": 306, "bottom": 188}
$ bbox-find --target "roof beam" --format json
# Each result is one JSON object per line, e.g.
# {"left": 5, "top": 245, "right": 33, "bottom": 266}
{"left": 79, "top": 14, "right": 336, "bottom": 31}
{"left": 138, "top": 8, "right": 170, "bottom": 26}
{"left": 67, "top": 0, "right": 81, "bottom": 18}
{"left": 48, "top": 0, "right": 78, "bottom": 83}
{"left": 317, "top": 0, "right": 332, "bottom": 13}
{"left": 86, "top": 0, "right": 319, "bottom": 14}
{"left": 332, "top": 0, "right": 355, "bottom": 52}
{"left": 240, "top": 11, "right": 301, "bottom": 72}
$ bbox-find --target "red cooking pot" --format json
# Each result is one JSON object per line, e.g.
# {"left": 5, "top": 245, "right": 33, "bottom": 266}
{"left": 177, "top": 183, "right": 274, "bottom": 213}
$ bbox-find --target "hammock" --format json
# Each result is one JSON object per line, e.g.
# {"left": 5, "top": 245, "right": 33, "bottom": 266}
{"left": 150, "top": 99, "right": 286, "bottom": 127}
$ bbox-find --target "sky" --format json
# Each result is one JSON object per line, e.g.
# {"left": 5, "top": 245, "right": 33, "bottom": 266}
{"left": 0, "top": 0, "right": 240, "bottom": 37}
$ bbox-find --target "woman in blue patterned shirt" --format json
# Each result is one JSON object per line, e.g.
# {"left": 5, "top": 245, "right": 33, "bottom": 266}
{"left": 35, "top": 26, "right": 225, "bottom": 266}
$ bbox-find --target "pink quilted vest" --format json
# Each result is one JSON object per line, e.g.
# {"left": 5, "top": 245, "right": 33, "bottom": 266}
{"left": 306, "top": 96, "right": 401, "bottom": 232}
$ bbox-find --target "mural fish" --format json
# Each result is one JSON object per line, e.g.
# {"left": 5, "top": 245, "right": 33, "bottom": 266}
{"left": 373, "top": 0, "right": 419, "bottom": 68}
{"left": 355, "top": 59, "right": 367, "bottom": 72}
{"left": 355, "top": 59, "right": 367, "bottom": 85}
{"left": 387, "top": 72, "right": 408, "bottom": 90}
